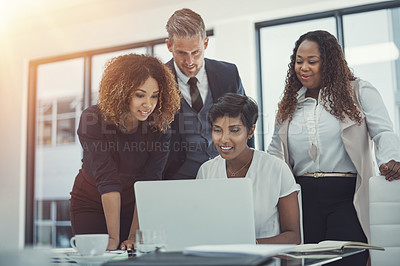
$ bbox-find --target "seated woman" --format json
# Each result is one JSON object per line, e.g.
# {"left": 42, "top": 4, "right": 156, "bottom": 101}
{"left": 196, "top": 93, "right": 301, "bottom": 244}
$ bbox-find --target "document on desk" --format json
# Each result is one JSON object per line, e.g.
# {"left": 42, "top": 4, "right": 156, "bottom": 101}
{"left": 183, "top": 244, "right": 295, "bottom": 257}
{"left": 293, "top": 240, "right": 384, "bottom": 252}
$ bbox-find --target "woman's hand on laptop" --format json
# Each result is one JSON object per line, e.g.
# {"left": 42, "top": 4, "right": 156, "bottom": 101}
{"left": 121, "top": 204, "right": 139, "bottom": 250}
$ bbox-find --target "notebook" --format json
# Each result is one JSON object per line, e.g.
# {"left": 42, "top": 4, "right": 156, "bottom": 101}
{"left": 134, "top": 178, "right": 256, "bottom": 251}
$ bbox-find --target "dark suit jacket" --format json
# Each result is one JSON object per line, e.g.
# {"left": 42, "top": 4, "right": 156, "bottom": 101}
{"left": 163, "top": 58, "right": 253, "bottom": 179}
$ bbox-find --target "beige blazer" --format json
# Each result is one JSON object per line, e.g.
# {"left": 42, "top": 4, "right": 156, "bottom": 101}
{"left": 277, "top": 79, "right": 375, "bottom": 242}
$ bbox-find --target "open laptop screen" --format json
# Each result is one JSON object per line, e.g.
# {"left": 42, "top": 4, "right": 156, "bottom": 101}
{"left": 134, "top": 178, "right": 256, "bottom": 251}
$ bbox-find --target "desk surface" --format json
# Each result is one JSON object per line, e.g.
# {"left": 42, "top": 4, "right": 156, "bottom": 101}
{"left": 102, "top": 249, "right": 364, "bottom": 266}
{"left": 5, "top": 247, "right": 361, "bottom": 266}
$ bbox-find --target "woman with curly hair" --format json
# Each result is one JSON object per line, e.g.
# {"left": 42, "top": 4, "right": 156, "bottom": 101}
{"left": 268, "top": 30, "right": 400, "bottom": 265}
{"left": 70, "top": 54, "right": 181, "bottom": 251}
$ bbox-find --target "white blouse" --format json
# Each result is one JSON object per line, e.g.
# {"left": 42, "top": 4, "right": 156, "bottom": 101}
{"left": 196, "top": 149, "right": 299, "bottom": 239}
{"left": 268, "top": 79, "right": 400, "bottom": 177}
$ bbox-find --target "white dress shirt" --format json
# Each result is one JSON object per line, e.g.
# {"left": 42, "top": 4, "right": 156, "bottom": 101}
{"left": 174, "top": 61, "right": 209, "bottom": 107}
{"left": 268, "top": 79, "right": 400, "bottom": 177}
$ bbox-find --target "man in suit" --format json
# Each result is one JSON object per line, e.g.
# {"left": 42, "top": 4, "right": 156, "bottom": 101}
{"left": 163, "top": 8, "right": 251, "bottom": 180}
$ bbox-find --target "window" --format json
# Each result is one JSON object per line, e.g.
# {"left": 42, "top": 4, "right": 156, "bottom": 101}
{"left": 153, "top": 43, "right": 172, "bottom": 63}
{"left": 34, "top": 58, "right": 84, "bottom": 247}
{"left": 343, "top": 8, "right": 400, "bottom": 133}
{"left": 256, "top": 1, "right": 400, "bottom": 149}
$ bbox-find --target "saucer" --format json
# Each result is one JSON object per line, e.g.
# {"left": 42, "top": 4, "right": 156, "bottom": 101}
{"left": 67, "top": 252, "right": 118, "bottom": 265}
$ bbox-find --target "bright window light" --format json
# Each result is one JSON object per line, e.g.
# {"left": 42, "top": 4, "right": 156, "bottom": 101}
{"left": 345, "top": 42, "right": 400, "bottom": 66}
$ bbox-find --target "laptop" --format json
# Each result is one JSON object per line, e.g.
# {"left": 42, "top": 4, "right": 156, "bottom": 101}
{"left": 134, "top": 178, "right": 256, "bottom": 251}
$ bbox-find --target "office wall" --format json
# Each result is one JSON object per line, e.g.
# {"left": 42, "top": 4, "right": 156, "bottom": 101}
{"left": 0, "top": 0, "right": 386, "bottom": 249}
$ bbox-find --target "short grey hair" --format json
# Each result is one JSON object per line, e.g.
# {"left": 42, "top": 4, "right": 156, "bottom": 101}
{"left": 166, "top": 8, "right": 206, "bottom": 43}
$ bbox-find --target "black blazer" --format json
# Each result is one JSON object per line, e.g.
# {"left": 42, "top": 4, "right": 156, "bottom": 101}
{"left": 163, "top": 58, "right": 253, "bottom": 179}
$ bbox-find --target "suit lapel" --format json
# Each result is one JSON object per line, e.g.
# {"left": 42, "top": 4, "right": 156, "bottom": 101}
{"left": 278, "top": 120, "right": 291, "bottom": 169}
{"left": 166, "top": 59, "right": 177, "bottom": 82}
{"left": 166, "top": 59, "right": 191, "bottom": 114}
{"left": 204, "top": 59, "right": 222, "bottom": 102}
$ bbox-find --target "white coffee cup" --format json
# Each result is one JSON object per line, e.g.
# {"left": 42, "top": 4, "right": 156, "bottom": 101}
{"left": 70, "top": 234, "right": 109, "bottom": 256}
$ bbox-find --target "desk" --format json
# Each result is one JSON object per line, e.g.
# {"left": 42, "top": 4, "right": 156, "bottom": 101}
{"left": 0, "top": 247, "right": 364, "bottom": 266}
{"left": 102, "top": 249, "right": 365, "bottom": 266}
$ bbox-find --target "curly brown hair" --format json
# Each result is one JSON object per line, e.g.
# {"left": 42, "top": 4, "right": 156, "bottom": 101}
{"left": 276, "top": 30, "right": 362, "bottom": 125}
{"left": 98, "top": 54, "right": 181, "bottom": 133}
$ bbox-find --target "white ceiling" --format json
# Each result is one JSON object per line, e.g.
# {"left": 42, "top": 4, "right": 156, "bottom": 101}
{"left": 1, "top": 0, "right": 191, "bottom": 29}
{"left": 2, "top": 0, "right": 189, "bottom": 19}
{"left": 2, "top": 0, "right": 388, "bottom": 35}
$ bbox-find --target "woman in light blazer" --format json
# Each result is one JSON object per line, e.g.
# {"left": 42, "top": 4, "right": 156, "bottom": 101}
{"left": 268, "top": 30, "right": 400, "bottom": 266}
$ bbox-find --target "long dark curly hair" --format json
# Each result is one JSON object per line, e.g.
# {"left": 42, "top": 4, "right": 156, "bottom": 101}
{"left": 98, "top": 54, "right": 181, "bottom": 133}
{"left": 276, "top": 30, "right": 362, "bottom": 125}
